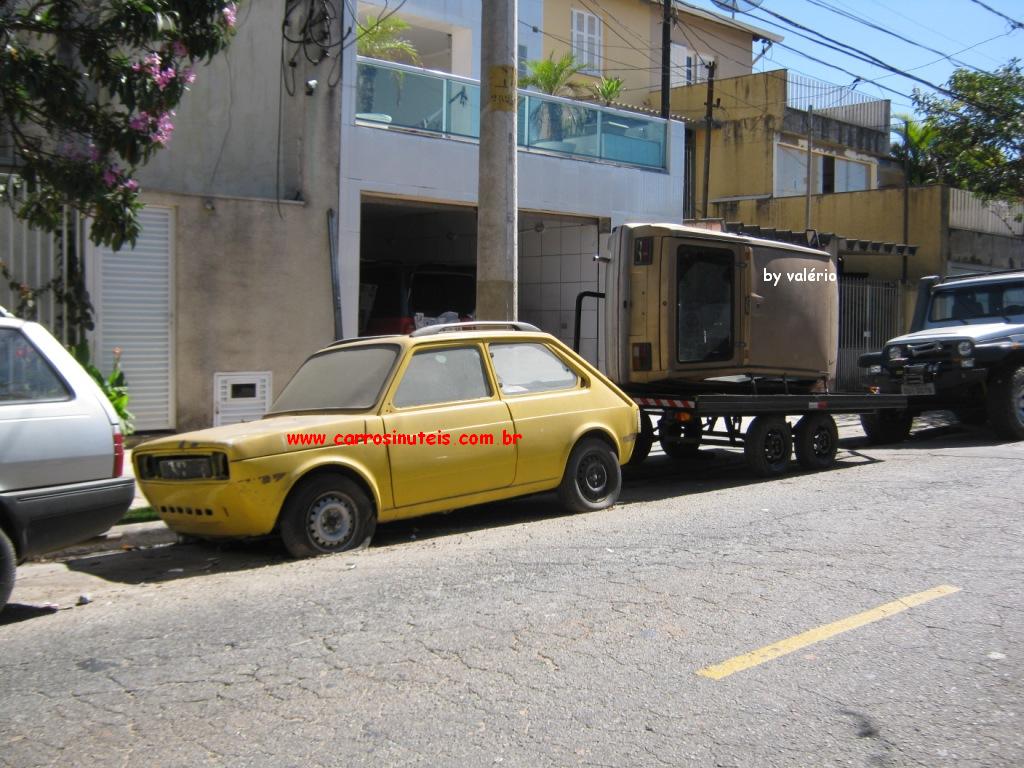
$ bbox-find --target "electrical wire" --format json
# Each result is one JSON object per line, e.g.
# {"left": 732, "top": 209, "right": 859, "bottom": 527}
{"left": 800, "top": 0, "right": 980, "bottom": 71}
{"left": 968, "top": 0, "right": 1024, "bottom": 30}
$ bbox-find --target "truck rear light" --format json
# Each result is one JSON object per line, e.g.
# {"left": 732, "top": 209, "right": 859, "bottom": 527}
{"left": 632, "top": 342, "right": 652, "bottom": 371}
{"left": 113, "top": 425, "right": 125, "bottom": 477}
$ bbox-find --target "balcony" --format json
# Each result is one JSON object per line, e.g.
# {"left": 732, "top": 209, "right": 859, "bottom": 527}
{"left": 355, "top": 57, "right": 668, "bottom": 171}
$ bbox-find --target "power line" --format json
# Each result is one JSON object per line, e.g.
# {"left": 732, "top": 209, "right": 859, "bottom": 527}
{"left": 743, "top": 5, "right": 962, "bottom": 100}
{"left": 800, "top": 0, "right": 980, "bottom": 71}
{"left": 968, "top": 0, "right": 1024, "bottom": 30}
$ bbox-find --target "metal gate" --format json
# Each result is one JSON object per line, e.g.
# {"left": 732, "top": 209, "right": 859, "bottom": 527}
{"left": 0, "top": 174, "right": 85, "bottom": 341}
{"left": 837, "top": 279, "right": 903, "bottom": 391}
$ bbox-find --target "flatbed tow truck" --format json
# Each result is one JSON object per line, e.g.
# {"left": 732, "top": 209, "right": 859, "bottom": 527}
{"left": 578, "top": 223, "right": 906, "bottom": 477}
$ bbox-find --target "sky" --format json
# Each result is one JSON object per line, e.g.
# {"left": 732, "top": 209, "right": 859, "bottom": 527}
{"left": 683, "top": 0, "right": 1022, "bottom": 126}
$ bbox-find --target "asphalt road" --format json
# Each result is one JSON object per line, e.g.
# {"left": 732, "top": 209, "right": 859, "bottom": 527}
{"left": 2, "top": 417, "right": 1022, "bottom": 767}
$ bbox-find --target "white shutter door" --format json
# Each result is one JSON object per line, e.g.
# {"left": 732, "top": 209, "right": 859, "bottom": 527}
{"left": 91, "top": 206, "right": 174, "bottom": 430}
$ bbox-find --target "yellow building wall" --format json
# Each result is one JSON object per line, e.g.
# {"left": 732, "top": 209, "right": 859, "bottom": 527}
{"left": 668, "top": 71, "right": 787, "bottom": 210}
{"left": 540, "top": 1, "right": 754, "bottom": 109}
{"left": 714, "top": 186, "right": 949, "bottom": 324}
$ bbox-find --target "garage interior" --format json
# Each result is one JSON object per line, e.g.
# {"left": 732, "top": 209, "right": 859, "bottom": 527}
{"left": 359, "top": 196, "right": 605, "bottom": 365}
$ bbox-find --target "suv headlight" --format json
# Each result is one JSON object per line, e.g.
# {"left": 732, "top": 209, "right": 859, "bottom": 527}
{"left": 957, "top": 340, "right": 973, "bottom": 356}
{"left": 887, "top": 345, "right": 903, "bottom": 360}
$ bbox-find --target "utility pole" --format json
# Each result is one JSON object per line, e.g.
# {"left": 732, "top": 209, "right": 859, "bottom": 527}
{"left": 661, "top": 0, "right": 671, "bottom": 119}
{"left": 700, "top": 60, "right": 716, "bottom": 219}
{"left": 804, "top": 104, "right": 814, "bottom": 230}
{"left": 902, "top": 117, "right": 910, "bottom": 283}
{"left": 477, "top": 0, "right": 518, "bottom": 320}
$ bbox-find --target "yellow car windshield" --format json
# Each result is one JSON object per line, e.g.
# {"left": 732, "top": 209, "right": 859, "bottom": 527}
{"left": 269, "top": 344, "right": 400, "bottom": 413}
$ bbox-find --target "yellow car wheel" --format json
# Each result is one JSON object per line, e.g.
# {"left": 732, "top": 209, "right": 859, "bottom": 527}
{"left": 558, "top": 437, "right": 621, "bottom": 514}
{"left": 280, "top": 474, "right": 375, "bottom": 558}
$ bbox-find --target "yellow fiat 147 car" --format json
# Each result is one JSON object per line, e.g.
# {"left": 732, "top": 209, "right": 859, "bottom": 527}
{"left": 134, "top": 323, "right": 640, "bottom": 557}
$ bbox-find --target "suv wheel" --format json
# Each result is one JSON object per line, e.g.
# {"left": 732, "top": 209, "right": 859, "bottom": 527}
{"left": 860, "top": 409, "right": 912, "bottom": 445}
{"left": 987, "top": 366, "right": 1024, "bottom": 441}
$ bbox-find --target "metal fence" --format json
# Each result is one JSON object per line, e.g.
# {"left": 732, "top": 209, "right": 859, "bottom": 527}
{"left": 948, "top": 187, "right": 1024, "bottom": 237}
{"left": 786, "top": 72, "right": 890, "bottom": 132}
{"left": 837, "top": 278, "right": 903, "bottom": 391}
{"left": 0, "top": 174, "right": 82, "bottom": 342}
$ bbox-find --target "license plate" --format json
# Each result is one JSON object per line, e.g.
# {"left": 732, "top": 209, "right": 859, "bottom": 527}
{"left": 157, "top": 456, "right": 214, "bottom": 480}
{"left": 901, "top": 383, "right": 936, "bottom": 396}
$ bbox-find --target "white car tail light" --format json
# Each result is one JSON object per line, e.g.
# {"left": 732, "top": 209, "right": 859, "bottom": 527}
{"left": 113, "top": 425, "right": 125, "bottom": 477}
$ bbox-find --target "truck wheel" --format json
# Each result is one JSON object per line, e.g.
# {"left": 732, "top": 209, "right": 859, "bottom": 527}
{"left": 659, "top": 419, "right": 702, "bottom": 459}
{"left": 280, "top": 474, "right": 376, "bottom": 558}
{"left": 559, "top": 437, "right": 621, "bottom": 513}
{"left": 744, "top": 416, "right": 792, "bottom": 477}
{"left": 860, "top": 410, "right": 912, "bottom": 445}
{"left": 794, "top": 413, "right": 839, "bottom": 470}
{"left": 628, "top": 412, "right": 653, "bottom": 467}
{"left": 0, "top": 528, "right": 15, "bottom": 611}
{"left": 987, "top": 366, "right": 1024, "bottom": 440}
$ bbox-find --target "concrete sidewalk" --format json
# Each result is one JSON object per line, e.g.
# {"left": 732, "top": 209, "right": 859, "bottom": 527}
{"left": 32, "top": 520, "right": 178, "bottom": 560}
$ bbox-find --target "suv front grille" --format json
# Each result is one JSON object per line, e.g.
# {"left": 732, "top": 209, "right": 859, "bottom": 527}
{"left": 906, "top": 340, "right": 954, "bottom": 361}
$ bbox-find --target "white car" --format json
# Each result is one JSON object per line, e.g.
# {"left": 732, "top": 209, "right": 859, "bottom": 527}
{"left": 0, "top": 308, "right": 135, "bottom": 609}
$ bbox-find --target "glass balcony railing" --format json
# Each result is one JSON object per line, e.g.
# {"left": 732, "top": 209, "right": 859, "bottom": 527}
{"left": 356, "top": 57, "right": 667, "bottom": 171}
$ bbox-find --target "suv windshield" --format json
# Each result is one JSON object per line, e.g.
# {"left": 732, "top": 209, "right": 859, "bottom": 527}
{"left": 928, "top": 281, "right": 1024, "bottom": 323}
{"left": 269, "top": 344, "right": 400, "bottom": 413}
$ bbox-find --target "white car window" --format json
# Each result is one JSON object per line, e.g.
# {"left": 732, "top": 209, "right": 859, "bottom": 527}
{"left": 0, "top": 328, "right": 71, "bottom": 403}
{"left": 489, "top": 343, "right": 577, "bottom": 394}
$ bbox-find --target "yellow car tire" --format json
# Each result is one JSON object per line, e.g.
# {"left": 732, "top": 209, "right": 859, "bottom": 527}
{"left": 280, "top": 474, "right": 376, "bottom": 558}
{"left": 558, "top": 437, "right": 622, "bottom": 514}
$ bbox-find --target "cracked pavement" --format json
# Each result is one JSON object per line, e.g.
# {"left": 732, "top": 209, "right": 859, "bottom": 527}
{"left": 1, "top": 419, "right": 1022, "bottom": 767}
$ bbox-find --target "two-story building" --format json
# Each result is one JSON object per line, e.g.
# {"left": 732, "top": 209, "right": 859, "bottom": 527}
{"left": 71, "top": 1, "right": 697, "bottom": 430}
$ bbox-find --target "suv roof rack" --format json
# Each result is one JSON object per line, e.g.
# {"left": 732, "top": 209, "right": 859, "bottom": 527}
{"left": 410, "top": 321, "right": 541, "bottom": 337}
{"left": 941, "top": 268, "right": 1024, "bottom": 282}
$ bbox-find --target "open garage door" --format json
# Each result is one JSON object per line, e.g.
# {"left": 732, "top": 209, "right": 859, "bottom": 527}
{"left": 359, "top": 196, "right": 603, "bottom": 365}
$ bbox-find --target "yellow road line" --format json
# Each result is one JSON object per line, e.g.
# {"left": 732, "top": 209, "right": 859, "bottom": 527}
{"left": 697, "top": 584, "right": 961, "bottom": 681}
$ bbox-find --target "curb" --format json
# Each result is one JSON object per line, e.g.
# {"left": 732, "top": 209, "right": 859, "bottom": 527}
{"left": 32, "top": 520, "right": 178, "bottom": 561}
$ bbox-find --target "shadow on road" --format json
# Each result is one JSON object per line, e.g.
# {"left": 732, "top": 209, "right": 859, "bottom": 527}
{"left": 0, "top": 603, "right": 60, "bottom": 626}
{"left": 31, "top": 420, "right": 1011, "bottom": 597}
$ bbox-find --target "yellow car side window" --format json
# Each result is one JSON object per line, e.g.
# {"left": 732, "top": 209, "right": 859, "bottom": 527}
{"left": 394, "top": 346, "right": 492, "bottom": 408}
{"left": 489, "top": 343, "right": 577, "bottom": 395}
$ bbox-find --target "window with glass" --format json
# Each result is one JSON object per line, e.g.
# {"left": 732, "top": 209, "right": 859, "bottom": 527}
{"left": 270, "top": 345, "right": 400, "bottom": 413}
{"left": 929, "top": 282, "right": 1024, "bottom": 323}
{"left": 0, "top": 329, "right": 71, "bottom": 403}
{"left": 393, "top": 346, "right": 491, "bottom": 408}
{"left": 670, "top": 43, "right": 689, "bottom": 87}
{"left": 676, "top": 246, "right": 735, "bottom": 363}
{"left": 489, "top": 343, "right": 578, "bottom": 395}
{"left": 776, "top": 144, "right": 872, "bottom": 197}
{"left": 571, "top": 9, "right": 602, "bottom": 74}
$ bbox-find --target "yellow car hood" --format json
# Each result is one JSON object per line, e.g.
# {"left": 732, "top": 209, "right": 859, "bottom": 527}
{"left": 136, "top": 413, "right": 368, "bottom": 461}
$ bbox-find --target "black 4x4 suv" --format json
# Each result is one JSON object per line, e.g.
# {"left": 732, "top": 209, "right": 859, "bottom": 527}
{"left": 859, "top": 270, "right": 1024, "bottom": 443}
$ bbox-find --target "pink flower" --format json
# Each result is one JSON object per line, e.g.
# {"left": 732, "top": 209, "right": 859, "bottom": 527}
{"left": 222, "top": 3, "right": 237, "bottom": 27}
{"left": 182, "top": 67, "right": 196, "bottom": 85}
{"left": 123, "top": 179, "right": 139, "bottom": 192}
{"left": 154, "top": 67, "right": 176, "bottom": 90}
{"left": 129, "top": 112, "right": 151, "bottom": 132}
{"left": 151, "top": 112, "right": 175, "bottom": 145}
{"left": 102, "top": 167, "right": 119, "bottom": 188}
